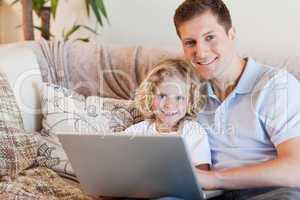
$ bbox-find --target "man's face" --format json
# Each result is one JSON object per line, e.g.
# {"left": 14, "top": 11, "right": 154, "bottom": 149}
{"left": 178, "top": 11, "right": 236, "bottom": 81}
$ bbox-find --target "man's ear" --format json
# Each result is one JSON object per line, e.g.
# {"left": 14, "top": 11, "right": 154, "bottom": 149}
{"left": 228, "top": 26, "right": 236, "bottom": 40}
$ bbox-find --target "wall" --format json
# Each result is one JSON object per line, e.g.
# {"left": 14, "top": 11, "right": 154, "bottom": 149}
{"left": 0, "top": 1, "right": 24, "bottom": 43}
{"left": 0, "top": 0, "right": 50, "bottom": 42}
{"left": 226, "top": 0, "right": 300, "bottom": 57}
{"left": 0, "top": 4, "right": 1, "bottom": 43}
{"left": 0, "top": 5, "right": 1, "bottom": 43}
{"left": 99, "top": 0, "right": 181, "bottom": 48}
{"left": 1, "top": 0, "right": 300, "bottom": 56}
{"left": 99, "top": 0, "right": 300, "bottom": 57}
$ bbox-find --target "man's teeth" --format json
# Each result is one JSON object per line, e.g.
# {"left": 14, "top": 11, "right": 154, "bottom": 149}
{"left": 198, "top": 58, "right": 216, "bottom": 65}
{"left": 199, "top": 61, "right": 212, "bottom": 65}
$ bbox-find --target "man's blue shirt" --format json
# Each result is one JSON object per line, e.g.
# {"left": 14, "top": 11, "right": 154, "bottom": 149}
{"left": 198, "top": 58, "right": 300, "bottom": 170}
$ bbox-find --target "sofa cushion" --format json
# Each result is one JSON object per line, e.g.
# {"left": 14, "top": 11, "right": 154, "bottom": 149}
{"left": 97, "top": 97, "right": 143, "bottom": 132}
{"left": 0, "top": 70, "right": 39, "bottom": 178}
{"left": 0, "top": 71, "right": 24, "bottom": 132}
{"left": 37, "top": 40, "right": 181, "bottom": 99}
{"left": 38, "top": 83, "right": 142, "bottom": 177}
{"left": 41, "top": 83, "right": 110, "bottom": 134}
{"left": 240, "top": 53, "right": 300, "bottom": 80}
{"left": 0, "top": 166, "right": 93, "bottom": 200}
{"left": 0, "top": 45, "right": 43, "bottom": 132}
{"left": 0, "top": 132, "right": 39, "bottom": 179}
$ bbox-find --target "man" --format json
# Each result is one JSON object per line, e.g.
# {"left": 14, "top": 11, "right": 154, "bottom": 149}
{"left": 174, "top": 0, "right": 300, "bottom": 199}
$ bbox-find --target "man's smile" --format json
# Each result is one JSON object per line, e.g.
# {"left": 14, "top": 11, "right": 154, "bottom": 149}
{"left": 196, "top": 57, "right": 218, "bottom": 66}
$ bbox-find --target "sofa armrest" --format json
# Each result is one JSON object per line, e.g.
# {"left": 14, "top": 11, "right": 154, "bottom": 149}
{"left": 0, "top": 43, "right": 43, "bottom": 132}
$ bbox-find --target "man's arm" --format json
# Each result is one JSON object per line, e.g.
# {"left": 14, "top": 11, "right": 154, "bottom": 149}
{"left": 197, "top": 137, "right": 300, "bottom": 190}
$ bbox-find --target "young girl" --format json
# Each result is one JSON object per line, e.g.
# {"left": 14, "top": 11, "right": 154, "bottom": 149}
{"left": 125, "top": 58, "right": 211, "bottom": 170}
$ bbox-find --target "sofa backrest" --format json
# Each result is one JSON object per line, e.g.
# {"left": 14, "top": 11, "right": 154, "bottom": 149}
{"left": 0, "top": 44, "right": 43, "bottom": 132}
{"left": 35, "top": 41, "right": 181, "bottom": 100}
{"left": 242, "top": 53, "right": 300, "bottom": 80}
{"left": 0, "top": 41, "right": 299, "bottom": 134}
{"left": 23, "top": 41, "right": 300, "bottom": 101}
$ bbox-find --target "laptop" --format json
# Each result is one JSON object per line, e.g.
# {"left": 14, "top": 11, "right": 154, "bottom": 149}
{"left": 57, "top": 133, "right": 223, "bottom": 200}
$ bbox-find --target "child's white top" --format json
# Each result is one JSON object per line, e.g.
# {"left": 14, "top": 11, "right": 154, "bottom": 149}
{"left": 125, "top": 120, "right": 211, "bottom": 166}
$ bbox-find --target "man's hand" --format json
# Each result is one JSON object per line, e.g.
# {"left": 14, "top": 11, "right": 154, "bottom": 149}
{"left": 196, "top": 137, "right": 300, "bottom": 190}
{"left": 196, "top": 170, "right": 222, "bottom": 190}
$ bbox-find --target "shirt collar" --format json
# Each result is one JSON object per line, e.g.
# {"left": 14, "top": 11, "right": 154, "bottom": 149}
{"left": 206, "top": 82, "right": 217, "bottom": 99}
{"left": 207, "top": 57, "right": 262, "bottom": 98}
{"left": 235, "top": 57, "right": 263, "bottom": 94}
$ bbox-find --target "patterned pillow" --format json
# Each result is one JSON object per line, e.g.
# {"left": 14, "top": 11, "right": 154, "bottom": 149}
{"left": 98, "top": 97, "right": 143, "bottom": 132}
{"left": 0, "top": 166, "right": 93, "bottom": 199}
{"left": 0, "top": 132, "right": 39, "bottom": 179}
{"left": 0, "top": 71, "right": 38, "bottom": 178}
{"left": 38, "top": 83, "right": 142, "bottom": 179}
{"left": 0, "top": 72, "right": 24, "bottom": 132}
{"left": 41, "top": 83, "right": 110, "bottom": 134}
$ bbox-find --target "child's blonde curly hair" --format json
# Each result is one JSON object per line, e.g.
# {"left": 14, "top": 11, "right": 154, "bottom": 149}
{"left": 134, "top": 58, "right": 206, "bottom": 120}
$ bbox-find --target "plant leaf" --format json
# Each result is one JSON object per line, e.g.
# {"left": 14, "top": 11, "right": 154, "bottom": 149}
{"left": 33, "top": 0, "right": 46, "bottom": 16}
{"left": 34, "top": 25, "right": 54, "bottom": 37}
{"left": 85, "top": 0, "right": 90, "bottom": 16}
{"left": 64, "top": 24, "right": 81, "bottom": 41}
{"left": 51, "top": 0, "right": 59, "bottom": 19}
{"left": 79, "top": 24, "right": 99, "bottom": 35}
{"left": 76, "top": 38, "right": 90, "bottom": 42}
{"left": 63, "top": 24, "right": 98, "bottom": 41}
{"left": 96, "top": 0, "right": 108, "bottom": 21}
{"left": 90, "top": 0, "right": 103, "bottom": 26}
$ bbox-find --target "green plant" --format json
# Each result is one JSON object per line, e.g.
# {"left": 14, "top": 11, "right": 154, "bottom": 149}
{"left": 13, "top": 0, "right": 109, "bottom": 41}
{"left": 84, "top": 0, "right": 109, "bottom": 26}
{"left": 62, "top": 24, "right": 98, "bottom": 42}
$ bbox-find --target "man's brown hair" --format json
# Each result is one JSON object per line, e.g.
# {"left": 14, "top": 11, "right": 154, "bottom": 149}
{"left": 174, "top": 0, "right": 232, "bottom": 36}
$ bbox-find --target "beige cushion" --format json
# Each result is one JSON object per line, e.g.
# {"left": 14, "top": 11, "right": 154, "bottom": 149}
{"left": 38, "top": 83, "right": 142, "bottom": 177}
{"left": 0, "top": 45, "right": 43, "bottom": 132}
{"left": 0, "top": 70, "right": 39, "bottom": 178}
{"left": 0, "top": 166, "right": 93, "bottom": 199}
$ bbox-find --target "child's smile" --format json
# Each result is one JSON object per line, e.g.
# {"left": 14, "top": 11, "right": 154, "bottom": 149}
{"left": 152, "top": 76, "right": 189, "bottom": 132}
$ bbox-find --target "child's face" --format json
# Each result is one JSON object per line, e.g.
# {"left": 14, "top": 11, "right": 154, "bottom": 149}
{"left": 152, "top": 76, "right": 189, "bottom": 131}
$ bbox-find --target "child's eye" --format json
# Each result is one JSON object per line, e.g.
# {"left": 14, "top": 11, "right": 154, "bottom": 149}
{"left": 176, "top": 96, "right": 185, "bottom": 101}
{"left": 157, "top": 94, "right": 167, "bottom": 99}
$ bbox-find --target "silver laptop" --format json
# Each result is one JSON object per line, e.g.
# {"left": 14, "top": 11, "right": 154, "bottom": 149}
{"left": 58, "top": 133, "right": 222, "bottom": 200}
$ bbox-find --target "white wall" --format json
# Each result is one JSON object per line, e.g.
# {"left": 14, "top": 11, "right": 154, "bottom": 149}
{"left": 0, "top": 4, "right": 1, "bottom": 43}
{"left": 99, "top": 0, "right": 182, "bottom": 48}
{"left": 99, "top": 0, "right": 300, "bottom": 56}
{"left": 1, "top": 0, "right": 300, "bottom": 56}
{"left": 225, "top": 0, "right": 300, "bottom": 57}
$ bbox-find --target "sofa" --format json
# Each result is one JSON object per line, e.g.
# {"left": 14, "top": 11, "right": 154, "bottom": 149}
{"left": 0, "top": 39, "right": 299, "bottom": 199}
{"left": 0, "top": 39, "right": 181, "bottom": 199}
